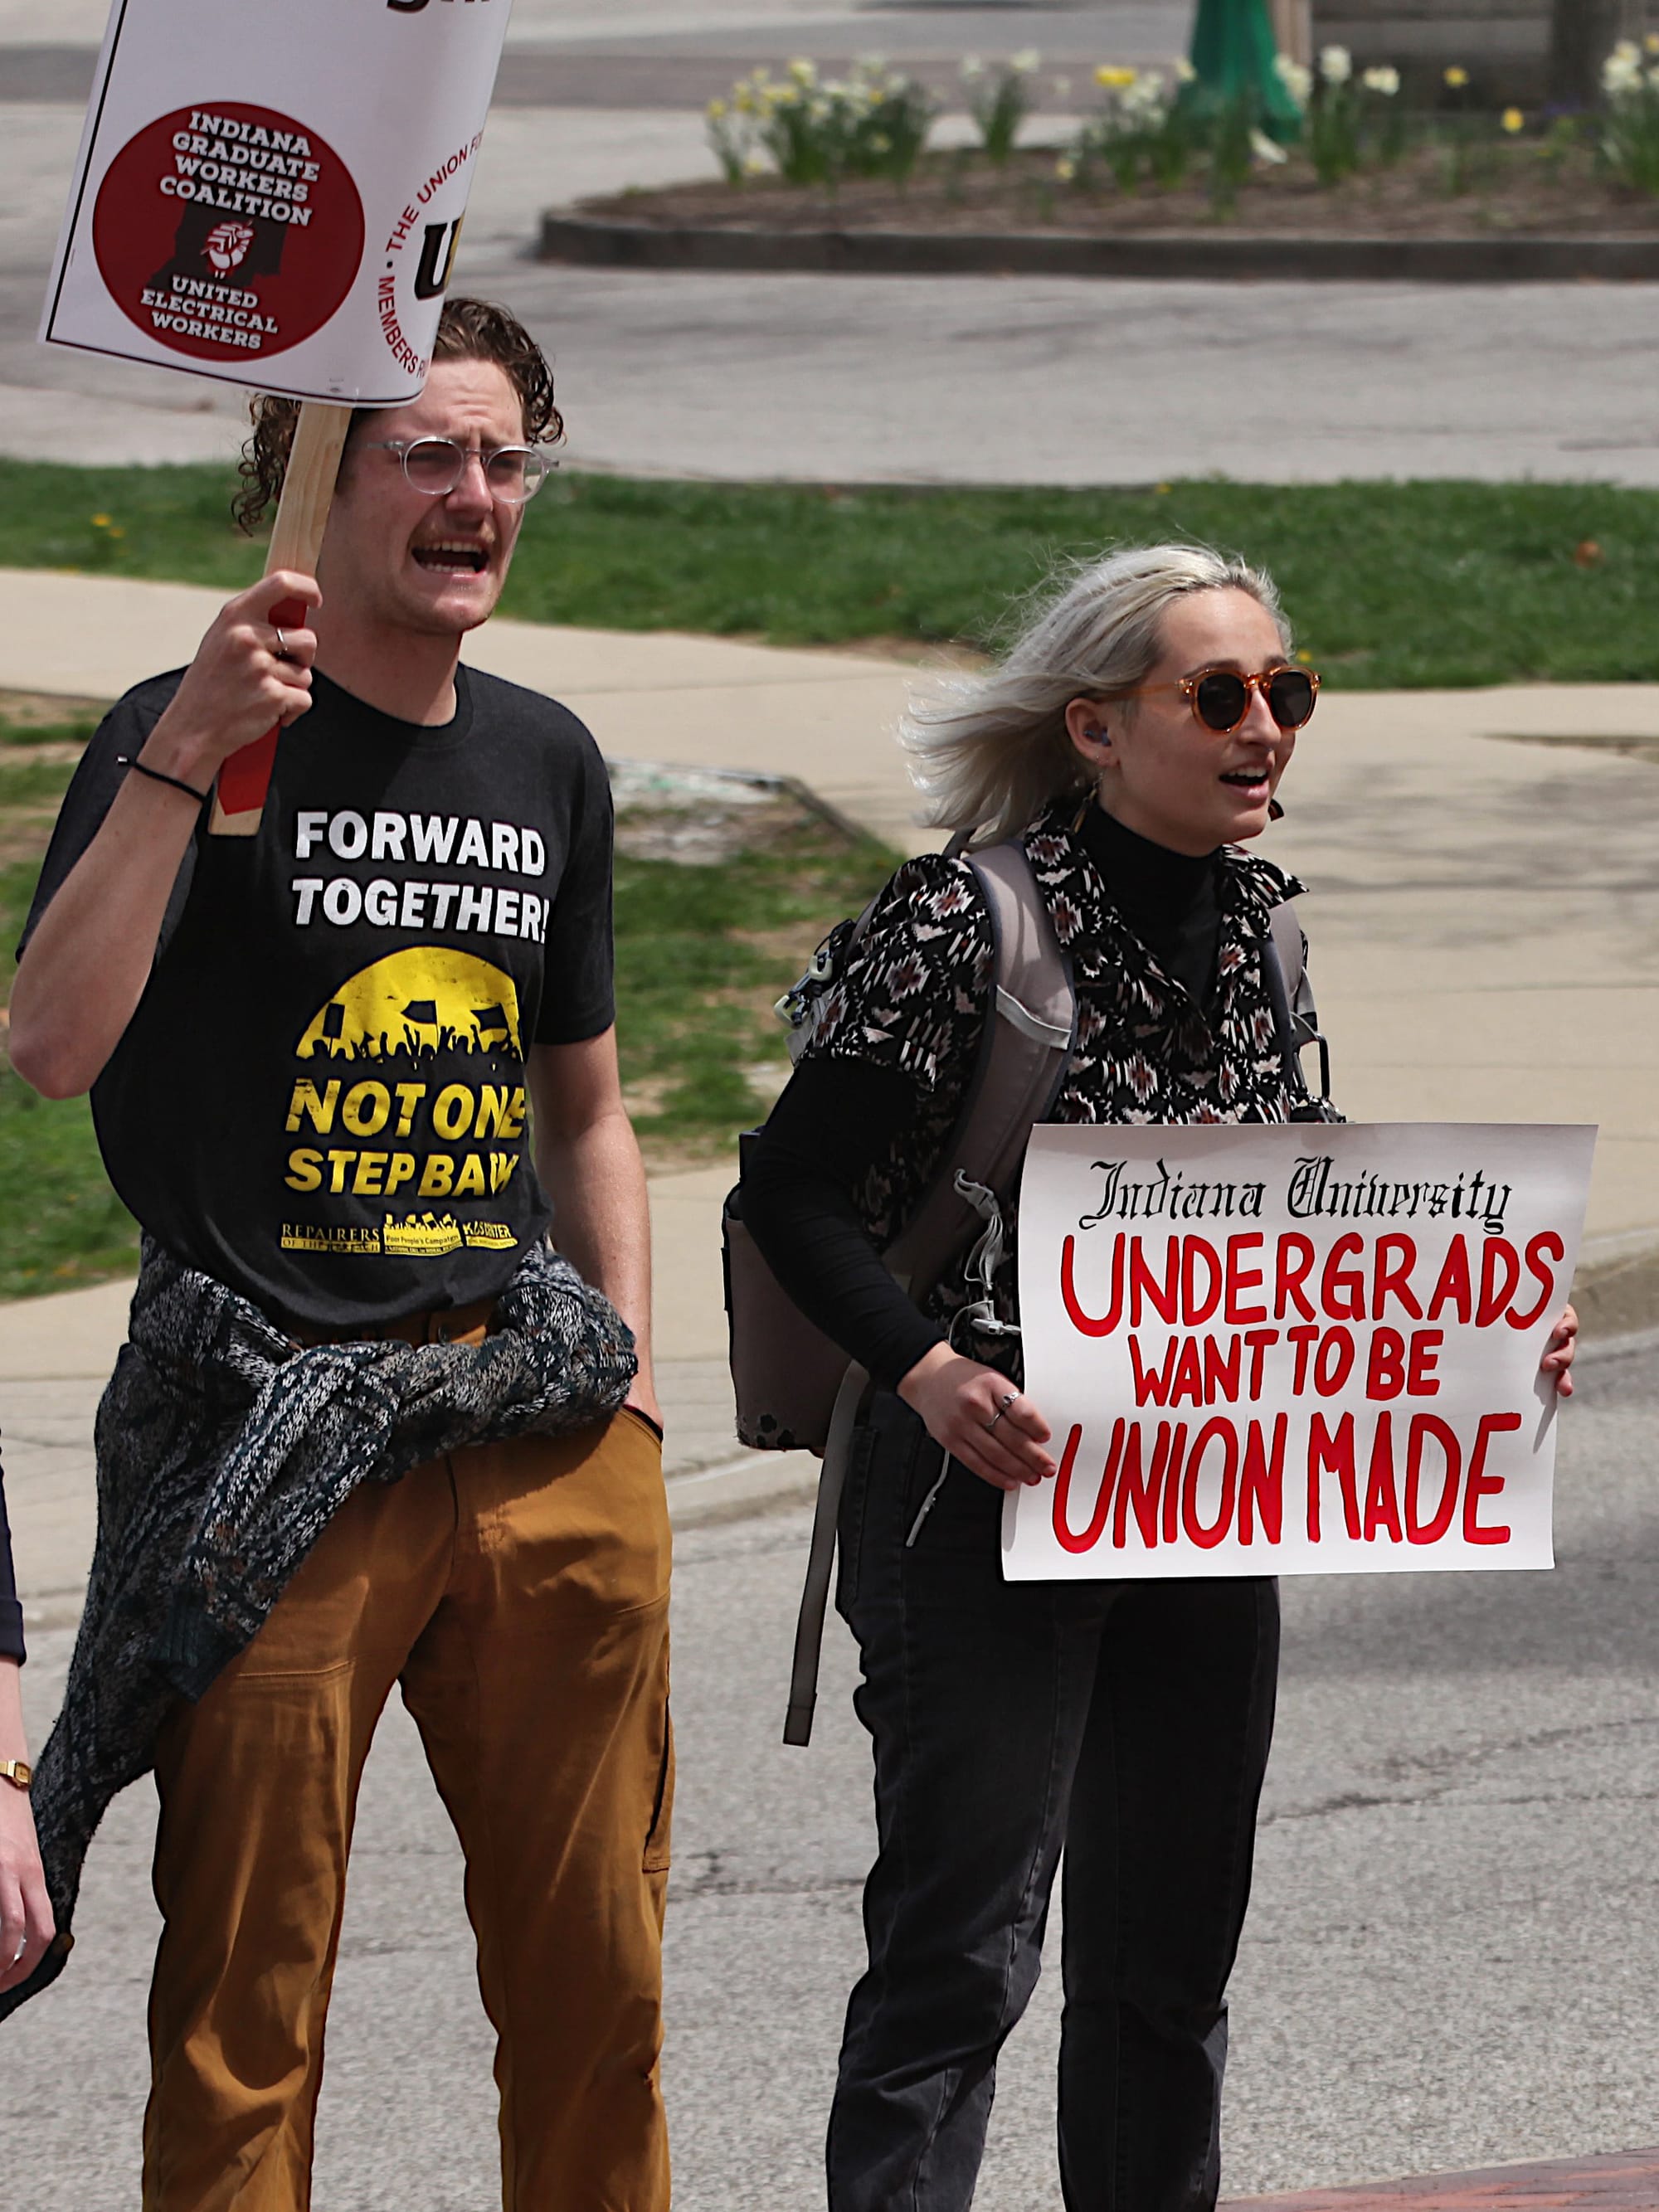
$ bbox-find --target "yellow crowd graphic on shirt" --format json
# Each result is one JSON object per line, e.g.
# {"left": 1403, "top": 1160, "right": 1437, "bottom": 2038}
{"left": 296, "top": 946, "right": 523, "bottom": 1062}
{"left": 281, "top": 947, "right": 528, "bottom": 1257}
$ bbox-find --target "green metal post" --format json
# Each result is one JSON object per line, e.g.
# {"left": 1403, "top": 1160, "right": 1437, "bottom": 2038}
{"left": 1188, "top": 0, "right": 1303, "bottom": 137}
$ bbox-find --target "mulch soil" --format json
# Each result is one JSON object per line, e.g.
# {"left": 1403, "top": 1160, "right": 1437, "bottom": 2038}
{"left": 577, "top": 143, "right": 1659, "bottom": 239}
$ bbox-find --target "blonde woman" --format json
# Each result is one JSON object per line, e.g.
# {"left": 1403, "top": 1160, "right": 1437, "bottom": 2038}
{"left": 742, "top": 546, "right": 1578, "bottom": 2212}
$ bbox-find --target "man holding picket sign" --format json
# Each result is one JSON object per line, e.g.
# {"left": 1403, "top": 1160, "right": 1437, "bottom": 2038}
{"left": 3, "top": 5, "right": 674, "bottom": 2209}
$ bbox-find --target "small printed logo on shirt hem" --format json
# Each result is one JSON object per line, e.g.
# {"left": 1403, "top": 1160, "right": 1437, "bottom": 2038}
{"left": 280, "top": 1215, "right": 516, "bottom": 1257}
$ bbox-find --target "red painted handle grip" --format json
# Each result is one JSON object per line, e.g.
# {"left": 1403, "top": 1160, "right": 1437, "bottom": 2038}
{"left": 216, "top": 595, "right": 306, "bottom": 819}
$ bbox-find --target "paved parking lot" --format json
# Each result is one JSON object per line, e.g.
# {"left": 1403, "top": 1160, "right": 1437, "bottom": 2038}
{"left": 2, "top": 2, "right": 1656, "bottom": 483}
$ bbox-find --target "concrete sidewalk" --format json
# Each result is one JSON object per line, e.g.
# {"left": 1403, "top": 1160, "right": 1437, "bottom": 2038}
{"left": 7, "top": 565, "right": 1659, "bottom": 1246}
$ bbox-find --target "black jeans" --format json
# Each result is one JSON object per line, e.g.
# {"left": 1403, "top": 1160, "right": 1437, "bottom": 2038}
{"left": 827, "top": 1392, "right": 1280, "bottom": 2212}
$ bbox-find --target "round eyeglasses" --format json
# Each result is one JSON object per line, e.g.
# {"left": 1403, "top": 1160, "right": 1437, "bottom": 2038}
{"left": 362, "top": 436, "right": 551, "bottom": 504}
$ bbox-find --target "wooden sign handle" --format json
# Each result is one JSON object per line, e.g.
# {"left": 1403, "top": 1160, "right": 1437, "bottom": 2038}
{"left": 209, "top": 399, "right": 353, "bottom": 837}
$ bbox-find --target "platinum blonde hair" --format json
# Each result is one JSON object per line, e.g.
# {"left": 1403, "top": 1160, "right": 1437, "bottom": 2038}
{"left": 902, "top": 544, "right": 1292, "bottom": 844}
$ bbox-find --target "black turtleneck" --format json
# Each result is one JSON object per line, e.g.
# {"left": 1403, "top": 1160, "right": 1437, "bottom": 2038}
{"left": 1078, "top": 803, "right": 1222, "bottom": 1011}
{"left": 740, "top": 808, "right": 1227, "bottom": 1392}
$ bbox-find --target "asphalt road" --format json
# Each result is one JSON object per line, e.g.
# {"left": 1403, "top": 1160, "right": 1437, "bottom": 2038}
{"left": 2, "top": 0, "right": 1657, "bottom": 486}
{"left": 6, "top": 1328, "right": 1659, "bottom": 2208}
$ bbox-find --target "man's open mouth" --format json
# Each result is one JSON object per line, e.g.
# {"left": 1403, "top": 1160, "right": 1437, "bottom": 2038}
{"left": 413, "top": 542, "right": 489, "bottom": 574}
{"left": 1220, "top": 768, "right": 1271, "bottom": 790}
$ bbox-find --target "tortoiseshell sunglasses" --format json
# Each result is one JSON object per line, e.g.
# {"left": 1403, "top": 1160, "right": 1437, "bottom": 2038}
{"left": 1108, "top": 664, "right": 1321, "bottom": 735}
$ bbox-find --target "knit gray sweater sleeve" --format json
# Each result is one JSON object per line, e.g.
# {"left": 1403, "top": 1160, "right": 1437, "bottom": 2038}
{"left": 0, "top": 1234, "right": 636, "bottom": 2022}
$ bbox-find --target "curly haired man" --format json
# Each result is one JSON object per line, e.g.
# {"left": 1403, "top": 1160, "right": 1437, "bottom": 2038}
{"left": 7, "top": 299, "right": 671, "bottom": 2212}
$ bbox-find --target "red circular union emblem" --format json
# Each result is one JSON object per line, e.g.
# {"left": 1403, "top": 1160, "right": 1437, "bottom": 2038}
{"left": 92, "top": 100, "right": 364, "bottom": 363}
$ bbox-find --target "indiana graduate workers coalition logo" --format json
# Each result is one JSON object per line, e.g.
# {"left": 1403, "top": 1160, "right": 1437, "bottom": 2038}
{"left": 281, "top": 947, "right": 527, "bottom": 1261}
{"left": 92, "top": 100, "right": 364, "bottom": 362}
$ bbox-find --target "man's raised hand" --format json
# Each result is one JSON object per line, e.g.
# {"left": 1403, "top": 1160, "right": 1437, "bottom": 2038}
{"left": 144, "top": 571, "right": 321, "bottom": 795}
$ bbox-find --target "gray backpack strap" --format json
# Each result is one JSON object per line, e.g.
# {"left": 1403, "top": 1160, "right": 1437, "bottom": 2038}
{"left": 1264, "top": 899, "right": 1340, "bottom": 1120}
{"left": 782, "top": 1362, "right": 868, "bottom": 1747}
{"left": 781, "top": 840, "right": 1075, "bottom": 1747}
{"left": 884, "top": 842, "right": 1075, "bottom": 1306}
{"left": 1267, "top": 901, "right": 1312, "bottom": 1032}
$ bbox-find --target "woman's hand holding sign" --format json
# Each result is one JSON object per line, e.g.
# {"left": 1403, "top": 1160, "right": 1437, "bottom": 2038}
{"left": 1542, "top": 1303, "right": 1579, "bottom": 1398}
{"left": 898, "top": 1344, "right": 1055, "bottom": 1491}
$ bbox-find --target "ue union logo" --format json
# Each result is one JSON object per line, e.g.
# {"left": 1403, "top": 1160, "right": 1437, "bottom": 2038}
{"left": 204, "top": 220, "right": 255, "bottom": 274}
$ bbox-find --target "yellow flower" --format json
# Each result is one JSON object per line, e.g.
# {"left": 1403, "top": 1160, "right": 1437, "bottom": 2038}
{"left": 91, "top": 513, "right": 111, "bottom": 527}
{"left": 1443, "top": 65, "right": 1469, "bottom": 89}
{"left": 1647, "top": 32, "right": 1659, "bottom": 54}
{"left": 1155, "top": 483, "right": 1172, "bottom": 497}
{"left": 1296, "top": 649, "right": 1313, "bottom": 665}
{"left": 1095, "top": 64, "right": 1138, "bottom": 90}
{"left": 707, "top": 97, "right": 727, "bottom": 119}
{"left": 1501, "top": 106, "right": 1525, "bottom": 134}
{"left": 1055, "top": 155, "right": 1076, "bottom": 180}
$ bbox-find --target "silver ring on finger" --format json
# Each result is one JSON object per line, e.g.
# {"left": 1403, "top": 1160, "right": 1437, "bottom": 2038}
{"left": 984, "top": 1390, "right": 1016, "bottom": 1435}
{"left": 273, "top": 627, "right": 291, "bottom": 661}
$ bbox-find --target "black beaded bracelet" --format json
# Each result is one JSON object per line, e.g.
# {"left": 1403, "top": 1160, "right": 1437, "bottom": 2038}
{"left": 115, "top": 755, "right": 210, "bottom": 806}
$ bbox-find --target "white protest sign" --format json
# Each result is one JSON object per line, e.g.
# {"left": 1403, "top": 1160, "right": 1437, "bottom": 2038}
{"left": 41, "top": 0, "right": 514, "bottom": 404}
{"left": 1006, "top": 1123, "right": 1596, "bottom": 1581}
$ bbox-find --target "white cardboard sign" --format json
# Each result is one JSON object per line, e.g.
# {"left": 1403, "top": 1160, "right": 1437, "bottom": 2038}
{"left": 1005, "top": 1123, "right": 1596, "bottom": 1581}
{"left": 41, "top": 0, "right": 514, "bottom": 404}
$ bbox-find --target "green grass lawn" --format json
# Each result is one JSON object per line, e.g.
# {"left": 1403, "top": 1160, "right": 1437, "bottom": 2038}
{"left": 615, "top": 816, "right": 893, "bottom": 1152}
{"left": 4, "top": 460, "right": 1657, "bottom": 688}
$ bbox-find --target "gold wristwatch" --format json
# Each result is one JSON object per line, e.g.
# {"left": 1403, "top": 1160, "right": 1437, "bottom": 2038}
{"left": 0, "top": 1760, "right": 32, "bottom": 1791}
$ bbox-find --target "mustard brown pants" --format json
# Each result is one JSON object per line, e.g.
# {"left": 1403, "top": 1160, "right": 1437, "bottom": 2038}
{"left": 141, "top": 1403, "right": 673, "bottom": 2212}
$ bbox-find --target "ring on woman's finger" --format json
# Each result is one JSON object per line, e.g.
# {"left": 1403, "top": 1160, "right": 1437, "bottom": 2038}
{"left": 983, "top": 1390, "right": 1017, "bottom": 1435}
{"left": 273, "top": 627, "right": 292, "bottom": 661}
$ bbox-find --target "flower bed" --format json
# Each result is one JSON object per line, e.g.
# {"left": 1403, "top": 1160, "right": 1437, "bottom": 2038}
{"left": 571, "top": 143, "right": 1659, "bottom": 242}
{"left": 569, "top": 41, "right": 1659, "bottom": 245}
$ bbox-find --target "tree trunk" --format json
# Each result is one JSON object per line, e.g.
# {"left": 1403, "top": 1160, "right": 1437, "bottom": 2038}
{"left": 1551, "top": 0, "right": 1636, "bottom": 106}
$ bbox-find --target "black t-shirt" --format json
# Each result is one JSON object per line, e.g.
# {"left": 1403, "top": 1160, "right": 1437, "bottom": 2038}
{"left": 22, "top": 666, "right": 615, "bottom": 1331}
